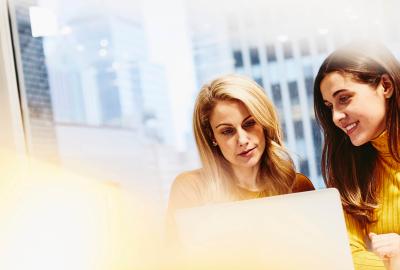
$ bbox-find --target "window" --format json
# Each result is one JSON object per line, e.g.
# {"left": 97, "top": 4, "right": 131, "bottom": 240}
{"left": 288, "top": 81, "right": 299, "bottom": 105}
{"left": 305, "top": 77, "right": 313, "bottom": 96}
{"left": 249, "top": 47, "right": 260, "bottom": 65}
{"left": 303, "top": 65, "right": 313, "bottom": 78}
{"left": 282, "top": 41, "right": 293, "bottom": 59}
{"left": 299, "top": 159, "right": 310, "bottom": 177}
{"left": 233, "top": 50, "right": 244, "bottom": 68}
{"left": 97, "top": 65, "right": 122, "bottom": 125}
{"left": 266, "top": 44, "right": 277, "bottom": 62}
{"left": 271, "top": 83, "right": 282, "bottom": 106}
{"left": 10, "top": 0, "right": 197, "bottom": 209}
{"left": 281, "top": 122, "right": 287, "bottom": 142}
{"left": 312, "top": 119, "right": 322, "bottom": 148}
{"left": 294, "top": 120, "right": 304, "bottom": 140}
{"left": 254, "top": 77, "right": 264, "bottom": 88}
{"left": 15, "top": 3, "right": 58, "bottom": 161}
{"left": 312, "top": 119, "right": 323, "bottom": 175}
{"left": 10, "top": 0, "right": 385, "bottom": 212}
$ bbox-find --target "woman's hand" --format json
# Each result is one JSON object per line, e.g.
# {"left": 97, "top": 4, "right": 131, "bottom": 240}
{"left": 370, "top": 233, "right": 400, "bottom": 270}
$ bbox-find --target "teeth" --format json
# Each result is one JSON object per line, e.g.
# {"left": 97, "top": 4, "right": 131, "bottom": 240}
{"left": 345, "top": 122, "right": 357, "bottom": 131}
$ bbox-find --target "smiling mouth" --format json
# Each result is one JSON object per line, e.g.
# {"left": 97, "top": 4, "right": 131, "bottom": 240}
{"left": 344, "top": 121, "right": 359, "bottom": 135}
{"left": 238, "top": 147, "right": 256, "bottom": 156}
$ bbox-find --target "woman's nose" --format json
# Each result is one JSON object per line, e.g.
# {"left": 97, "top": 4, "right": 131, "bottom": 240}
{"left": 332, "top": 108, "right": 347, "bottom": 125}
{"left": 237, "top": 128, "right": 250, "bottom": 146}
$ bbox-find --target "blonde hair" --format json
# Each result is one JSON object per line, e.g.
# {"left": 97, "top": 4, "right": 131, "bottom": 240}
{"left": 193, "top": 74, "right": 296, "bottom": 201}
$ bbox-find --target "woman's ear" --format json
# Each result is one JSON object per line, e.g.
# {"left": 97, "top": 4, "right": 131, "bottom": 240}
{"left": 380, "top": 74, "right": 394, "bottom": 98}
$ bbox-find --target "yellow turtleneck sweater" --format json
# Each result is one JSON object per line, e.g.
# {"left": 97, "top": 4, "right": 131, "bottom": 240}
{"left": 345, "top": 132, "right": 400, "bottom": 270}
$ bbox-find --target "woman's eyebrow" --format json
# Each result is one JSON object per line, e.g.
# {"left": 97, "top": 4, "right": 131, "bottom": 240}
{"left": 332, "top": 89, "right": 347, "bottom": 98}
{"left": 241, "top": 115, "right": 252, "bottom": 124}
{"left": 323, "top": 89, "right": 347, "bottom": 103}
{"left": 215, "top": 115, "right": 252, "bottom": 128}
{"left": 215, "top": 122, "right": 231, "bottom": 129}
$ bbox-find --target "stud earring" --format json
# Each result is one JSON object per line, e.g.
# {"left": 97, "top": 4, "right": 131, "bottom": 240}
{"left": 212, "top": 141, "right": 218, "bottom": 146}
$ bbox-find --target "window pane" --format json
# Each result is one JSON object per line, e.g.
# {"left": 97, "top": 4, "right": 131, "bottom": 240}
{"left": 10, "top": 0, "right": 393, "bottom": 212}
{"left": 282, "top": 41, "right": 293, "bottom": 59}
{"left": 271, "top": 83, "right": 282, "bottom": 106}
{"left": 299, "top": 159, "right": 310, "bottom": 177}
{"left": 266, "top": 44, "right": 277, "bottom": 62}
{"left": 288, "top": 81, "right": 299, "bottom": 105}
{"left": 294, "top": 120, "right": 304, "bottom": 140}
{"left": 254, "top": 77, "right": 264, "bottom": 88}
{"left": 312, "top": 119, "right": 323, "bottom": 176}
{"left": 249, "top": 47, "right": 260, "bottom": 65}
{"left": 233, "top": 50, "right": 244, "bottom": 68}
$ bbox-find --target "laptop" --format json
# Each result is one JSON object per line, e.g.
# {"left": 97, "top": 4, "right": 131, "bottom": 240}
{"left": 174, "top": 188, "right": 354, "bottom": 270}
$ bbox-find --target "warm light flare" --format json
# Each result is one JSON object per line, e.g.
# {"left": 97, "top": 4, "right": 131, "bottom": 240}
{"left": 0, "top": 152, "right": 351, "bottom": 269}
{"left": 0, "top": 152, "right": 163, "bottom": 270}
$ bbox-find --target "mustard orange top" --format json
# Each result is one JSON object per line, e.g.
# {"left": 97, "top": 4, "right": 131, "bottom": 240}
{"left": 345, "top": 131, "right": 400, "bottom": 269}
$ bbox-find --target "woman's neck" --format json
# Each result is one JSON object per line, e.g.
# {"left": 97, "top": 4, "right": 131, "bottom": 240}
{"left": 231, "top": 165, "right": 260, "bottom": 191}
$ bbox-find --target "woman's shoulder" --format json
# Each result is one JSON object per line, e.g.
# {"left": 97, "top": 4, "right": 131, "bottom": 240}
{"left": 171, "top": 169, "right": 203, "bottom": 190}
{"left": 168, "top": 169, "right": 205, "bottom": 210}
{"left": 292, "top": 173, "right": 315, "bottom": 193}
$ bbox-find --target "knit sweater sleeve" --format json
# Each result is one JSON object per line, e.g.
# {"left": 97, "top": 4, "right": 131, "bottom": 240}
{"left": 344, "top": 213, "right": 386, "bottom": 270}
{"left": 165, "top": 171, "right": 204, "bottom": 244}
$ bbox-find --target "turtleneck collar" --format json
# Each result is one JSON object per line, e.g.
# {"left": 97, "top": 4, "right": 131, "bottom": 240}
{"left": 371, "top": 130, "right": 399, "bottom": 167}
{"left": 371, "top": 131, "right": 389, "bottom": 154}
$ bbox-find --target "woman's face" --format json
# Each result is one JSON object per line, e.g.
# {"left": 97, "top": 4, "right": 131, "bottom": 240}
{"left": 320, "top": 71, "right": 392, "bottom": 146}
{"left": 209, "top": 99, "right": 266, "bottom": 170}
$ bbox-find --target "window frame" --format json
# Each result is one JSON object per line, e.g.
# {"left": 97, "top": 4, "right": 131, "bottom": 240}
{"left": 0, "top": 0, "right": 27, "bottom": 154}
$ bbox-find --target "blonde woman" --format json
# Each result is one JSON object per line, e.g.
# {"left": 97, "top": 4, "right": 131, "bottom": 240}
{"left": 166, "top": 74, "right": 314, "bottom": 240}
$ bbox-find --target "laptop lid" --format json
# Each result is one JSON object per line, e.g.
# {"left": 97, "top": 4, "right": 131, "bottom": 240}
{"left": 174, "top": 188, "right": 354, "bottom": 270}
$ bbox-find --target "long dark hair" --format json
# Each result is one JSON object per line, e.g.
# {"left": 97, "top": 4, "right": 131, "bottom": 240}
{"left": 314, "top": 41, "right": 400, "bottom": 227}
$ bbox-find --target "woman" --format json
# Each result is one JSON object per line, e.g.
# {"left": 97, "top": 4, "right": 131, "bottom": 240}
{"left": 167, "top": 74, "right": 314, "bottom": 241}
{"left": 314, "top": 42, "right": 400, "bottom": 270}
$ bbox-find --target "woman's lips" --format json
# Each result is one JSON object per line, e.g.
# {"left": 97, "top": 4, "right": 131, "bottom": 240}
{"left": 344, "top": 121, "right": 359, "bottom": 135}
{"left": 238, "top": 147, "right": 256, "bottom": 157}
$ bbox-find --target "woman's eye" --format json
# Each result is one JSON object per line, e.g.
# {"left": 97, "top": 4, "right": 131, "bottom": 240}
{"left": 338, "top": 95, "right": 350, "bottom": 104}
{"left": 243, "top": 120, "right": 256, "bottom": 128}
{"left": 221, "top": 128, "right": 234, "bottom": 135}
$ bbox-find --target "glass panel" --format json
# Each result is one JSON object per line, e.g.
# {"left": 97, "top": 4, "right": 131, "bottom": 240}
{"left": 254, "top": 77, "right": 263, "bottom": 88}
{"left": 282, "top": 41, "right": 293, "bottom": 59}
{"left": 312, "top": 119, "right": 323, "bottom": 176}
{"left": 266, "top": 44, "right": 277, "bottom": 63}
{"left": 299, "top": 159, "right": 310, "bottom": 176}
{"left": 233, "top": 50, "right": 243, "bottom": 68}
{"left": 288, "top": 81, "right": 299, "bottom": 105}
{"left": 10, "top": 0, "right": 400, "bottom": 212}
{"left": 249, "top": 47, "right": 260, "bottom": 65}
{"left": 294, "top": 120, "right": 304, "bottom": 140}
{"left": 271, "top": 83, "right": 282, "bottom": 107}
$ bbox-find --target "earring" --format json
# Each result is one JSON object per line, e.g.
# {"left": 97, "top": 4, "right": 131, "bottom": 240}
{"left": 212, "top": 141, "right": 218, "bottom": 146}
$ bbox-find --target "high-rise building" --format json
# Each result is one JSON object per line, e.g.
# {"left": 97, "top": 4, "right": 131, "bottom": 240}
{"left": 44, "top": 12, "right": 146, "bottom": 128}
{"left": 13, "top": 0, "right": 59, "bottom": 163}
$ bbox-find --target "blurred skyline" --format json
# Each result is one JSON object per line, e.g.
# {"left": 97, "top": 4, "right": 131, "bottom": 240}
{"left": 9, "top": 0, "right": 400, "bottom": 204}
